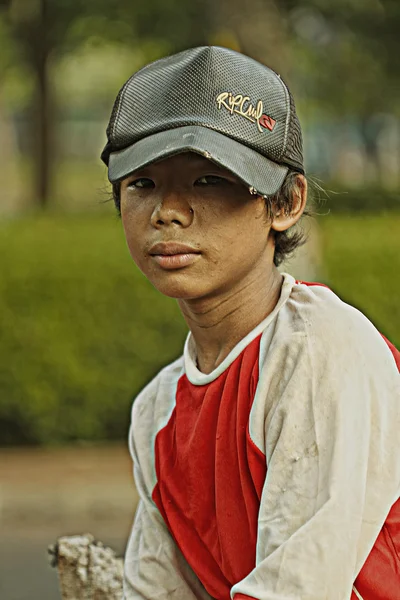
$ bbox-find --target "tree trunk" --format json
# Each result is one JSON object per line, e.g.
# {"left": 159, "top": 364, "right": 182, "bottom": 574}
{"left": 0, "top": 94, "right": 22, "bottom": 215}
{"left": 9, "top": 0, "right": 54, "bottom": 209}
{"left": 34, "top": 0, "right": 51, "bottom": 209}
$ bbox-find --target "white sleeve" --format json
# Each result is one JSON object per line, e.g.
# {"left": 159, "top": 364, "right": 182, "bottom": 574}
{"left": 124, "top": 406, "right": 213, "bottom": 600}
{"left": 124, "top": 499, "right": 211, "bottom": 600}
{"left": 231, "top": 308, "right": 400, "bottom": 600}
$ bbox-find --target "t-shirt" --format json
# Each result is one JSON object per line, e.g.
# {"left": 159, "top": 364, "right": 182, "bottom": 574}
{"left": 124, "top": 273, "right": 400, "bottom": 600}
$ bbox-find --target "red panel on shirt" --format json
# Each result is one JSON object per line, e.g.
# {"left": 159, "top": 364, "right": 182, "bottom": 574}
{"left": 353, "top": 494, "right": 400, "bottom": 600}
{"left": 381, "top": 334, "right": 400, "bottom": 370}
{"left": 152, "top": 335, "right": 266, "bottom": 600}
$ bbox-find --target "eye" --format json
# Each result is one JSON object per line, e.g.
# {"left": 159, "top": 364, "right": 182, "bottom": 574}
{"left": 127, "top": 177, "right": 155, "bottom": 189}
{"left": 195, "top": 175, "right": 227, "bottom": 186}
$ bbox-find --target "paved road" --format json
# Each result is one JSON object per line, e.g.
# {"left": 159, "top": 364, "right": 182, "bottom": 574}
{"left": 0, "top": 521, "right": 130, "bottom": 600}
{"left": 0, "top": 445, "right": 138, "bottom": 600}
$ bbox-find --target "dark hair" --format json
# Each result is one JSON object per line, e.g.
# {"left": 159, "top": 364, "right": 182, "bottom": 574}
{"left": 111, "top": 168, "right": 310, "bottom": 267}
{"left": 262, "top": 169, "right": 311, "bottom": 266}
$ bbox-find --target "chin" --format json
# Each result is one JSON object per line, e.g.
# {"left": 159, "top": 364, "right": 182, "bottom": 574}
{"left": 149, "top": 274, "right": 208, "bottom": 300}
{"left": 140, "top": 262, "right": 209, "bottom": 299}
{"left": 153, "top": 282, "right": 205, "bottom": 300}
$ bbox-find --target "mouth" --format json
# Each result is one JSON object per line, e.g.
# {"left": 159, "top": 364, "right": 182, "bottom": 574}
{"left": 149, "top": 242, "right": 201, "bottom": 270}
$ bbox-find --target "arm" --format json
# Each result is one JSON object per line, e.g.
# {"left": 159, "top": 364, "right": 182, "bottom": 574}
{"left": 124, "top": 499, "right": 211, "bottom": 600}
{"left": 124, "top": 392, "right": 214, "bottom": 600}
{"left": 231, "top": 310, "right": 400, "bottom": 600}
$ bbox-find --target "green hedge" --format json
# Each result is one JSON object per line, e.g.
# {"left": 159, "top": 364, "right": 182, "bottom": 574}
{"left": 317, "top": 212, "right": 400, "bottom": 349}
{"left": 315, "top": 185, "right": 400, "bottom": 213}
{"left": 0, "top": 214, "right": 187, "bottom": 445}
{"left": 0, "top": 211, "right": 398, "bottom": 445}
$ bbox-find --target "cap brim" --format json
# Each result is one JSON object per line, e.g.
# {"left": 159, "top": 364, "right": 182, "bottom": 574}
{"left": 107, "top": 125, "right": 288, "bottom": 197}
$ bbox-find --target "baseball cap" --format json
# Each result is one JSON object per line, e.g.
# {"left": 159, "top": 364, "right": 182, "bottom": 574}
{"left": 101, "top": 46, "right": 304, "bottom": 196}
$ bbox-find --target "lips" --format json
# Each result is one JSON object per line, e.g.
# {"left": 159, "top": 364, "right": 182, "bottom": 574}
{"left": 149, "top": 242, "right": 201, "bottom": 270}
{"left": 149, "top": 242, "right": 201, "bottom": 256}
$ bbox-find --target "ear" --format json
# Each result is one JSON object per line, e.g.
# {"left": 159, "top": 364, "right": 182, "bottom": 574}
{"left": 270, "top": 174, "right": 307, "bottom": 232}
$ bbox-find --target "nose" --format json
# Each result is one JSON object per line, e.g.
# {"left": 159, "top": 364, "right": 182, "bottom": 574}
{"left": 150, "top": 191, "right": 194, "bottom": 229}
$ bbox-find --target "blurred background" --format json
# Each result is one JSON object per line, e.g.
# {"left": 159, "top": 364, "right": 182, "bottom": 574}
{"left": 0, "top": 0, "right": 399, "bottom": 598}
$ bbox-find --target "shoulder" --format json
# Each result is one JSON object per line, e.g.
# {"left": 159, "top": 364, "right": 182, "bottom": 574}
{"left": 289, "top": 281, "right": 395, "bottom": 362}
{"left": 128, "top": 355, "right": 184, "bottom": 494}
{"left": 131, "top": 355, "right": 184, "bottom": 423}
{"left": 267, "top": 279, "right": 398, "bottom": 380}
{"left": 130, "top": 355, "right": 184, "bottom": 448}
{"left": 260, "top": 281, "right": 399, "bottom": 449}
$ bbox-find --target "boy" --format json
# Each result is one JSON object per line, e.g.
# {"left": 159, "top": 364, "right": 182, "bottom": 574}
{"left": 101, "top": 47, "right": 400, "bottom": 600}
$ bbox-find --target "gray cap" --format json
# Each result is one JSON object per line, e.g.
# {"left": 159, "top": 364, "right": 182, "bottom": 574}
{"left": 101, "top": 46, "right": 304, "bottom": 196}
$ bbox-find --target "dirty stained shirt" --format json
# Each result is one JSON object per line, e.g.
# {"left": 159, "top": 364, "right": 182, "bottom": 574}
{"left": 123, "top": 273, "right": 400, "bottom": 600}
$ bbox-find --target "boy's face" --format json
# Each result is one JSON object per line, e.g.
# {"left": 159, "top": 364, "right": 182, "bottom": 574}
{"left": 119, "top": 152, "right": 279, "bottom": 301}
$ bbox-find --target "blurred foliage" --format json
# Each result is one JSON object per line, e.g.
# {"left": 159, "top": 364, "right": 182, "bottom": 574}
{"left": 319, "top": 211, "right": 400, "bottom": 349}
{"left": 0, "top": 0, "right": 215, "bottom": 118}
{"left": 0, "top": 1, "right": 398, "bottom": 446}
{"left": 4, "top": 0, "right": 214, "bottom": 58}
{"left": 0, "top": 0, "right": 215, "bottom": 207}
{"left": 1, "top": 0, "right": 399, "bottom": 209}
{"left": 280, "top": 0, "right": 400, "bottom": 117}
{"left": 0, "top": 214, "right": 188, "bottom": 445}
{"left": 0, "top": 209, "right": 398, "bottom": 445}
{"left": 320, "top": 185, "right": 400, "bottom": 212}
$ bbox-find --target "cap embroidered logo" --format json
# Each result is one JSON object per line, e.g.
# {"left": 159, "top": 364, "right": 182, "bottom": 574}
{"left": 216, "top": 91, "right": 276, "bottom": 133}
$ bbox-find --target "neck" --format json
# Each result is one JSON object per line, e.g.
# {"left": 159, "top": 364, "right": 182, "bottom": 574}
{"left": 178, "top": 265, "right": 283, "bottom": 374}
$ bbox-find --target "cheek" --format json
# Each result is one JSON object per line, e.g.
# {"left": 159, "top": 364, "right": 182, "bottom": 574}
{"left": 121, "top": 207, "right": 147, "bottom": 267}
{"left": 215, "top": 206, "right": 271, "bottom": 255}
